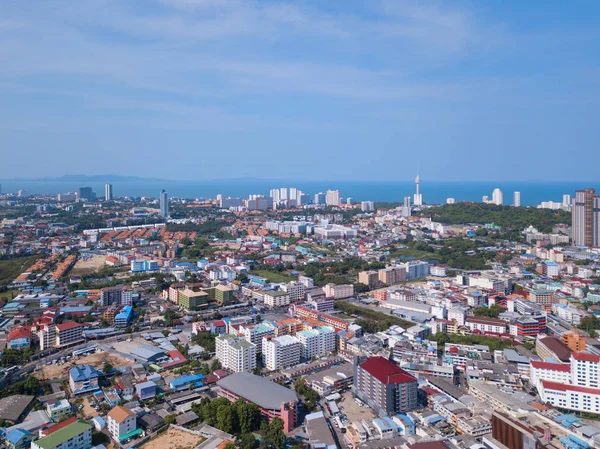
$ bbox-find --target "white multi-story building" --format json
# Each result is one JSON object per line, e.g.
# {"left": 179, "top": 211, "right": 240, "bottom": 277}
{"left": 465, "top": 316, "right": 507, "bottom": 334}
{"left": 107, "top": 405, "right": 137, "bottom": 442}
{"left": 37, "top": 322, "right": 57, "bottom": 350}
{"left": 492, "top": 188, "right": 503, "bottom": 205}
{"left": 323, "top": 283, "right": 354, "bottom": 299}
{"left": 325, "top": 190, "right": 340, "bottom": 206}
{"left": 281, "top": 282, "right": 306, "bottom": 302}
{"left": 264, "top": 290, "right": 291, "bottom": 308}
{"left": 361, "top": 201, "right": 375, "bottom": 212}
{"left": 448, "top": 307, "right": 467, "bottom": 326}
{"left": 571, "top": 352, "right": 600, "bottom": 388}
{"left": 32, "top": 420, "right": 92, "bottom": 449}
{"left": 513, "top": 191, "right": 521, "bottom": 207}
{"left": 262, "top": 335, "right": 302, "bottom": 371}
{"left": 298, "top": 276, "right": 314, "bottom": 289}
{"left": 529, "top": 360, "right": 571, "bottom": 391}
{"left": 540, "top": 381, "right": 600, "bottom": 414}
{"left": 215, "top": 334, "right": 257, "bottom": 372}
{"left": 239, "top": 322, "right": 277, "bottom": 345}
{"left": 56, "top": 321, "right": 84, "bottom": 347}
{"left": 429, "top": 265, "right": 447, "bottom": 277}
{"left": 47, "top": 399, "right": 72, "bottom": 420}
{"left": 296, "top": 326, "right": 335, "bottom": 360}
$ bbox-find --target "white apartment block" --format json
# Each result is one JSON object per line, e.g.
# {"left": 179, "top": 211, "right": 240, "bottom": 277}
{"left": 239, "top": 322, "right": 277, "bottom": 345}
{"left": 47, "top": 399, "right": 72, "bottom": 420}
{"left": 529, "top": 360, "right": 571, "bottom": 391}
{"left": 298, "top": 276, "right": 315, "bottom": 288}
{"left": 323, "top": 283, "right": 354, "bottom": 299}
{"left": 264, "top": 290, "right": 291, "bottom": 308}
{"left": 262, "top": 335, "right": 302, "bottom": 371}
{"left": 282, "top": 282, "right": 306, "bottom": 302}
{"left": 37, "top": 323, "right": 57, "bottom": 350}
{"left": 216, "top": 334, "right": 257, "bottom": 372}
{"left": 107, "top": 406, "right": 137, "bottom": 442}
{"left": 465, "top": 317, "right": 507, "bottom": 334}
{"left": 571, "top": 352, "right": 600, "bottom": 388}
{"left": 448, "top": 308, "right": 466, "bottom": 326}
{"left": 539, "top": 381, "right": 600, "bottom": 414}
{"left": 296, "top": 326, "right": 335, "bottom": 360}
{"left": 56, "top": 321, "right": 84, "bottom": 347}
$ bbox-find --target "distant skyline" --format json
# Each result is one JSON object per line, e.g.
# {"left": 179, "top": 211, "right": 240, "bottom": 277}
{"left": 1, "top": 1, "right": 599, "bottom": 181}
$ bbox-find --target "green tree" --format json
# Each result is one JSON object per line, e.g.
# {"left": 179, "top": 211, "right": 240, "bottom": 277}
{"left": 263, "top": 418, "right": 286, "bottom": 449}
{"left": 237, "top": 433, "right": 259, "bottom": 449}
{"left": 103, "top": 363, "right": 113, "bottom": 374}
{"left": 216, "top": 404, "right": 235, "bottom": 434}
{"left": 165, "top": 414, "right": 176, "bottom": 425}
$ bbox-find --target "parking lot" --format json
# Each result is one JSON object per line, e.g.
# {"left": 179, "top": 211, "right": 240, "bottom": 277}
{"left": 339, "top": 391, "right": 375, "bottom": 424}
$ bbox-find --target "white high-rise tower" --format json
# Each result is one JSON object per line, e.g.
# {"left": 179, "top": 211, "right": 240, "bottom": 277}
{"left": 513, "top": 191, "right": 521, "bottom": 207}
{"left": 105, "top": 183, "right": 113, "bottom": 201}
{"left": 492, "top": 188, "right": 503, "bottom": 205}
{"left": 413, "top": 174, "right": 423, "bottom": 206}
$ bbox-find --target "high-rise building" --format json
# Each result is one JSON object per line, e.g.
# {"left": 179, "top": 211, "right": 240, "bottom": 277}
{"left": 572, "top": 188, "right": 600, "bottom": 247}
{"left": 513, "top": 191, "right": 521, "bottom": 207}
{"left": 78, "top": 187, "right": 95, "bottom": 201}
{"left": 325, "top": 190, "right": 340, "bottom": 206}
{"left": 289, "top": 187, "right": 298, "bottom": 201}
{"left": 563, "top": 194, "right": 571, "bottom": 208}
{"left": 280, "top": 187, "right": 288, "bottom": 200}
{"left": 492, "top": 188, "right": 503, "bottom": 205}
{"left": 361, "top": 201, "right": 374, "bottom": 212}
{"left": 413, "top": 174, "right": 422, "bottom": 206}
{"left": 216, "top": 334, "right": 257, "bottom": 373}
{"left": 159, "top": 189, "right": 169, "bottom": 218}
{"left": 314, "top": 192, "right": 326, "bottom": 205}
{"left": 346, "top": 197, "right": 353, "bottom": 205}
{"left": 262, "top": 335, "right": 302, "bottom": 371}
{"left": 446, "top": 198, "right": 455, "bottom": 204}
{"left": 352, "top": 356, "right": 418, "bottom": 416}
{"left": 105, "top": 183, "right": 113, "bottom": 201}
{"left": 270, "top": 189, "right": 280, "bottom": 202}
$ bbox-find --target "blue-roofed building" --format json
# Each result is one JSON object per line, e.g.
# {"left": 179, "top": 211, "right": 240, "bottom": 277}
{"left": 114, "top": 305, "right": 133, "bottom": 327}
{"left": 5, "top": 428, "right": 34, "bottom": 449}
{"left": 2, "top": 302, "right": 26, "bottom": 314}
{"left": 393, "top": 414, "right": 415, "bottom": 435}
{"left": 197, "top": 259, "right": 210, "bottom": 269}
{"left": 373, "top": 418, "right": 395, "bottom": 439}
{"left": 169, "top": 373, "right": 204, "bottom": 391}
{"left": 69, "top": 364, "right": 101, "bottom": 395}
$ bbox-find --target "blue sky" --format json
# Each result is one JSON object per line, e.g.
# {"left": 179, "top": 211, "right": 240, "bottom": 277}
{"left": 1, "top": 0, "right": 599, "bottom": 181}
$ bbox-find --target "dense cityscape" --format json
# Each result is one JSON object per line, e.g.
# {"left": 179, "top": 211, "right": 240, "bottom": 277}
{"left": 0, "top": 177, "right": 599, "bottom": 449}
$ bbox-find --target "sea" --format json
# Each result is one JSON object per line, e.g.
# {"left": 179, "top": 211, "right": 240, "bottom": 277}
{"left": 1, "top": 180, "right": 598, "bottom": 207}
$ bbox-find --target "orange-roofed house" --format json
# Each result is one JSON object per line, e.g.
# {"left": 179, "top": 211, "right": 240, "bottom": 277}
{"left": 7, "top": 327, "right": 32, "bottom": 349}
{"left": 107, "top": 405, "right": 138, "bottom": 442}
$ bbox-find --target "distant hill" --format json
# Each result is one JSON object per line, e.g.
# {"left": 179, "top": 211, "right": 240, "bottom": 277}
{"left": 1, "top": 174, "right": 170, "bottom": 182}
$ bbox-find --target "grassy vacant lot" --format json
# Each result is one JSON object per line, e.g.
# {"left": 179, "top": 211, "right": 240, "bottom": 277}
{"left": 0, "top": 290, "right": 18, "bottom": 302}
{"left": 334, "top": 300, "right": 414, "bottom": 333}
{"left": 388, "top": 247, "right": 438, "bottom": 260}
{"left": 0, "top": 256, "right": 39, "bottom": 286}
{"left": 250, "top": 270, "right": 295, "bottom": 283}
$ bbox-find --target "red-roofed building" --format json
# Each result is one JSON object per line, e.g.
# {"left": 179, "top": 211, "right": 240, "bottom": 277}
{"left": 540, "top": 380, "right": 600, "bottom": 414}
{"left": 353, "top": 356, "right": 417, "bottom": 416}
{"left": 161, "top": 350, "right": 188, "bottom": 370}
{"left": 40, "top": 416, "right": 78, "bottom": 436}
{"left": 529, "top": 360, "right": 571, "bottom": 391}
{"left": 7, "top": 327, "right": 32, "bottom": 349}
{"left": 56, "top": 321, "right": 84, "bottom": 347}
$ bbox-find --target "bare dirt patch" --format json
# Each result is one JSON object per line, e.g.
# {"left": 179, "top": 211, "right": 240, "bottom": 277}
{"left": 81, "top": 396, "right": 99, "bottom": 419}
{"left": 140, "top": 427, "right": 205, "bottom": 449}
{"left": 36, "top": 351, "right": 133, "bottom": 381}
{"left": 70, "top": 255, "right": 107, "bottom": 277}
